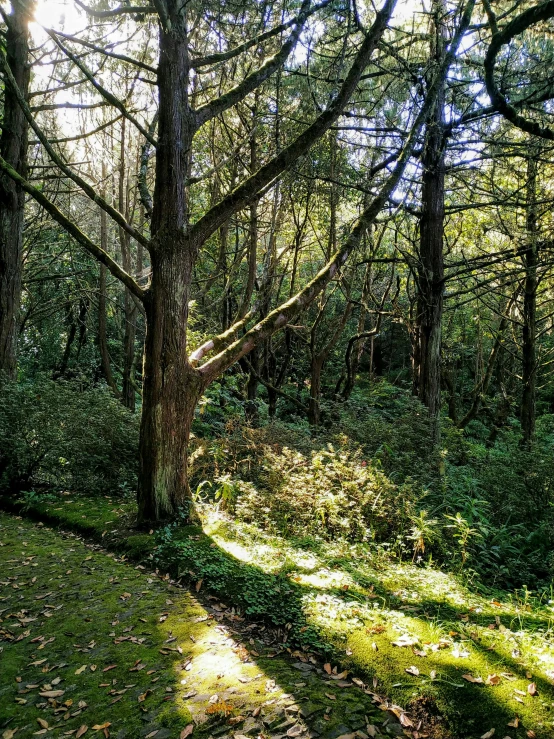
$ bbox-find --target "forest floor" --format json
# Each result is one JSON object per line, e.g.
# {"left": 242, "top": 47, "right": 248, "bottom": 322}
{"left": 2, "top": 497, "right": 554, "bottom": 739}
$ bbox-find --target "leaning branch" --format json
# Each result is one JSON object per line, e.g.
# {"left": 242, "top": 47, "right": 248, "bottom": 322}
{"left": 189, "top": 0, "right": 397, "bottom": 247}
{"left": 0, "top": 49, "right": 150, "bottom": 249}
{"left": 0, "top": 154, "right": 146, "bottom": 301}
{"left": 196, "top": 0, "right": 476, "bottom": 381}
{"left": 195, "top": 0, "right": 313, "bottom": 126}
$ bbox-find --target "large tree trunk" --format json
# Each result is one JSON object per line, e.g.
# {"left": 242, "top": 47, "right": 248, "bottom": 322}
{"left": 0, "top": 1, "right": 33, "bottom": 378}
{"left": 138, "top": 246, "right": 204, "bottom": 524}
{"left": 137, "top": 14, "right": 203, "bottom": 524}
{"left": 413, "top": 0, "right": 446, "bottom": 441}
{"left": 521, "top": 153, "right": 538, "bottom": 445}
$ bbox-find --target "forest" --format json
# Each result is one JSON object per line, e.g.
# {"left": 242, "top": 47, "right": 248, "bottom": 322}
{"left": 1, "top": 0, "right": 554, "bottom": 737}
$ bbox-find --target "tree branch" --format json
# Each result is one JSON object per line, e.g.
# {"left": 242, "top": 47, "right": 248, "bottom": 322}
{"left": 49, "top": 28, "right": 158, "bottom": 75}
{"left": 195, "top": 0, "right": 476, "bottom": 381}
{"left": 191, "top": 0, "right": 332, "bottom": 70}
{"left": 0, "top": 153, "right": 145, "bottom": 301}
{"left": 45, "top": 29, "right": 157, "bottom": 146}
{"left": 0, "top": 48, "right": 150, "bottom": 249}
{"left": 484, "top": 0, "right": 554, "bottom": 140}
{"left": 74, "top": 1, "right": 157, "bottom": 18}
{"left": 195, "top": 0, "right": 313, "bottom": 126}
{"left": 189, "top": 0, "right": 397, "bottom": 247}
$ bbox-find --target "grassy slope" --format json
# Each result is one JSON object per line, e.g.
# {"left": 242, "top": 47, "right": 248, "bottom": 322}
{"left": 4, "top": 494, "right": 554, "bottom": 738}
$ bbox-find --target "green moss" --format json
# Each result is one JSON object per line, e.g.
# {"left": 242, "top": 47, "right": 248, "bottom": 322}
{"left": 5, "top": 495, "right": 554, "bottom": 737}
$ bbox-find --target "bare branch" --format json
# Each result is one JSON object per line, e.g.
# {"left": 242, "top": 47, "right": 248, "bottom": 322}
{"left": 73, "top": 0, "right": 157, "bottom": 18}
{"left": 49, "top": 28, "right": 158, "bottom": 75}
{"left": 0, "top": 48, "right": 150, "bottom": 248}
{"left": 45, "top": 29, "right": 157, "bottom": 146}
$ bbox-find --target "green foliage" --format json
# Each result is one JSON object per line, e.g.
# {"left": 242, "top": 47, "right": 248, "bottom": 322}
{"left": 0, "top": 377, "right": 138, "bottom": 496}
{"left": 190, "top": 420, "right": 421, "bottom": 544}
{"left": 154, "top": 525, "right": 326, "bottom": 651}
{"left": 188, "top": 380, "right": 554, "bottom": 590}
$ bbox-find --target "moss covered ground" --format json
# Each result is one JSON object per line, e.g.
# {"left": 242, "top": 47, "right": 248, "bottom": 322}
{"left": 2, "top": 494, "right": 554, "bottom": 738}
{"left": 0, "top": 512, "right": 403, "bottom": 739}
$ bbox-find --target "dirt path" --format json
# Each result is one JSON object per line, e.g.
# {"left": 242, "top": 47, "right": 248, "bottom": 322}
{"left": 0, "top": 514, "right": 401, "bottom": 739}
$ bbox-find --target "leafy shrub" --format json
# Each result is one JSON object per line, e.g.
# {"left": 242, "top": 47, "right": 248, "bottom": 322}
{"left": 0, "top": 377, "right": 138, "bottom": 496}
{"left": 190, "top": 420, "right": 420, "bottom": 543}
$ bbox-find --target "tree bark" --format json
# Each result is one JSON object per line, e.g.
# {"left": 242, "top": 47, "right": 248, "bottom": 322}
{"left": 521, "top": 152, "right": 538, "bottom": 445}
{"left": 137, "top": 12, "right": 203, "bottom": 524}
{"left": 413, "top": 0, "right": 446, "bottom": 441}
{"left": 0, "top": 0, "right": 33, "bottom": 378}
{"left": 137, "top": 245, "right": 204, "bottom": 524}
{"left": 118, "top": 120, "right": 138, "bottom": 411}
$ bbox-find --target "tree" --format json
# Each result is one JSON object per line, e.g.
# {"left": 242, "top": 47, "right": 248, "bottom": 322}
{"left": 0, "top": 0, "right": 34, "bottom": 378}
{"left": 0, "top": 0, "right": 476, "bottom": 523}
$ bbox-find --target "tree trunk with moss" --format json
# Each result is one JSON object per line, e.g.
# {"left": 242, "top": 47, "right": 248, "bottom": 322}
{"left": 521, "top": 152, "right": 538, "bottom": 446}
{"left": 0, "top": 0, "right": 33, "bottom": 378}
{"left": 413, "top": 0, "right": 446, "bottom": 442}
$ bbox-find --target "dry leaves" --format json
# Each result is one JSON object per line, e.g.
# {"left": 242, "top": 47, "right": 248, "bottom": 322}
{"left": 462, "top": 674, "right": 483, "bottom": 684}
{"left": 179, "top": 725, "right": 194, "bottom": 739}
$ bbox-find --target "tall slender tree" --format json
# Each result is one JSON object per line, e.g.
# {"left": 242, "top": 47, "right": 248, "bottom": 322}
{"left": 0, "top": 0, "right": 34, "bottom": 378}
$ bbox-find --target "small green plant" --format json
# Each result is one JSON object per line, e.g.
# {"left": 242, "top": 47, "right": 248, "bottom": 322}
{"left": 408, "top": 509, "right": 439, "bottom": 562}
{"left": 444, "top": 512, "right": 481, "bottom": 566}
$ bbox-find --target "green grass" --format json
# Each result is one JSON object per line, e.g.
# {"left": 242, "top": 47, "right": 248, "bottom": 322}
{"left": 3, "top": 492, "right": 554, "bottom": 738}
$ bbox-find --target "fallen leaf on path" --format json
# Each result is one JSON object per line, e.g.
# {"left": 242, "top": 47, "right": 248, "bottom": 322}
{"left": 527, "top": 682, "right": 537, "bottom": 696}
{"left": 179, "top": 726, "right": 194, "bottom": 739}
{"left": 323, "top": 663, "right": 332, "bottom": 675}
{"left": 37, "top": 720, "right": 48, "bottom": 729}
{"left": 507, "top": 718, "right": 519, "bottom": 728}
{"left": 462, "top": 674, "right": 483, "bottom": 684}
{"left": 481, "top": 730, "right": 495, "bottom": 739}
{"left": 486, "top": 675, "right": 501, "bottom": 686}
{"left": 92, "top": 724, "right": 111, "bottom": 731}
{"left": 392, "top": 634, "right": 418, "bottom": 647}
{"left": 76, "top": 727, "right": 88, "bottom": 738}
{"left": 405, "top": 666, "right": 419, "bottom": 676}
